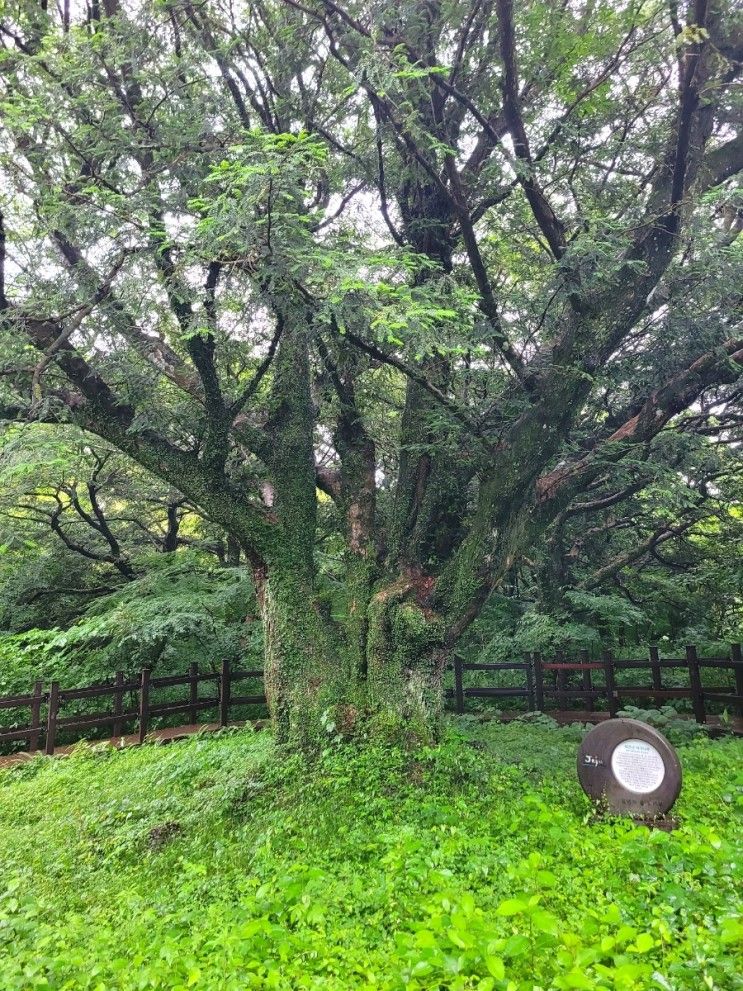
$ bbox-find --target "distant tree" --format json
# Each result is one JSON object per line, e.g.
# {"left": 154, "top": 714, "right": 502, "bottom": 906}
{"left": 0, "top": 425, "right": 244, "bottom": 627}
{"left": 0, "top": 0, "right": 741, "bottom": 743}
{"left": 1, "top": 429, "right": 180, "bottom": 578}
{"left": 539, "top": 427, "right": 742, "bottom": 600}
{"left": 470, "top": 429, "right": 743, "bottom": 658}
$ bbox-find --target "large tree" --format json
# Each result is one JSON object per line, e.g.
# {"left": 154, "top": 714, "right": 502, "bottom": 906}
{"left": 0, "top": 0, "right": 741, "bottom": 742}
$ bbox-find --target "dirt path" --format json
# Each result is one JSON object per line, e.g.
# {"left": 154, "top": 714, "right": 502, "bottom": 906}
{"left": 0, "top": 720, "right": 268, "bottom": 770}
{"left": 1, "top": 711, "right": 739, "bottom": 771}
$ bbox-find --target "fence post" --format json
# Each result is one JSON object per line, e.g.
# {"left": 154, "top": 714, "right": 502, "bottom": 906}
{"left": 453, "top": 654, "right": 465, "bottom": 714}
{"left": 686, "top": 645, "right": 706, "bottom": 724}
{"left": 650, "top": 646, "right": 663, "bottom": 692}
{"left": 732, "top": 644, "right": 743, "bottom": 720}
{"left": 28, "top": 680, "right": 43, "bottom": 752}
{"left": 112, "top": 671, "right": 124, "bottom": 739}
{"left": 649, "top": 645, "right": 662, "bottom": 694}
{"left": 579, "top": 649, "right": 593, "bottom": 712}
{"left": 138, "top": 668, "right": 151, "bottom": 744}
{"left": 603, "top": 650, "right": 618, "bottom": 717}
{"left": 525, "top": 654, "right": 535, "bottom": 711}
{"left": 189, "top": 662, "right": 199, "bottom": 725}
{"left": 533, "top": 652, "right": 544, "bottom": 711}
{"left": 220, "top": 659, "right": 231, "bottom": 727}
{"left": 556, "top": 649, "right": 567, "bottom": 710}
{"left": 45, "top": 681, "right": 59, "bottom": 756}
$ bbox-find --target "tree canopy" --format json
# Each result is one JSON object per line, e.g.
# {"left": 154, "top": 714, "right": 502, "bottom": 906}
{"left": 0, "top": 0, "right": 741, "bottom": 742}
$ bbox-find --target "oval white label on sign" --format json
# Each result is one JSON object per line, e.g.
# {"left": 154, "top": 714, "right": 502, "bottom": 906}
{"left": 610, "top": 738, "right": 665, "bottom": 794}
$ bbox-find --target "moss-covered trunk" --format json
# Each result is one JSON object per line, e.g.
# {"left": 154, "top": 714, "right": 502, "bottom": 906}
{"left": 255, "top": 566, "right": 446, "bottom": 745}
{"left": 252, "top": 558, "right": 446, "bottom": 745}
{"left": 252, "top": 306, "right": 341, "bottom": 743}
{"left": 362, "top": 573, "right": 446, "bottom": 741}
{"left": 253, "top": 560, "right": 342, "bottom": 745}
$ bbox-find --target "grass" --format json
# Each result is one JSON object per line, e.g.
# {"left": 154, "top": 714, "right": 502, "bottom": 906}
{"left": 0, "top": 718, "right": 741, "bottom": 990}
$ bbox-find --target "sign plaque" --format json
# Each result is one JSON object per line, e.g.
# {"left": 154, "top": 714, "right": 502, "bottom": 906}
{"left": 577, "top": 718, "right": 682, "bottom": 816}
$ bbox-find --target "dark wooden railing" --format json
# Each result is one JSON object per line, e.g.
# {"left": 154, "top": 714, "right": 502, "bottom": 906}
{"left": 0, "top": 680, "right": 44, "bottom": 750}
{"left": 0, "top": 661, "right": 266, "bottom": 756}
{"left": 3, "top": 644, "right": 743, "bottom": 757}
{"left": 452, "top": 644, "right": 743, "bottom": 724}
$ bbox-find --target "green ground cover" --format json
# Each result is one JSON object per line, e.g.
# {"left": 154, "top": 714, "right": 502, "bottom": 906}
{"left": 0, "top": 720, "right": 740, "bottom": 991}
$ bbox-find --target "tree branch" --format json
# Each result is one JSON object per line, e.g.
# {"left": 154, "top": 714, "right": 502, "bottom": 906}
{"left": 229, "top": 316, "right": 283, "bottom": 416}
{"left": 580, "top": 517, "right": 701, "bottom": 590}
{"left": 495, "top": 0, "right": 567, "bottom": 259}
{"left": 699, "top": 131, "right": 743, "bottom": 191}
{"left": 666, "top": 0, "right": 709, "bottom": 232}
{"left": 342, "top": 327, "right": 493, "bottom": 447}
{"left": 536, "top": 337, "right": 743, "bottom": 506}
{"left": 0, "top": 210, "right": 7, "bottom": 311}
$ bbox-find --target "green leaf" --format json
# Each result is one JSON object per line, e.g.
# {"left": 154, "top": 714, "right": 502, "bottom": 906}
{"left": 562, "top": 972, "right": 595, "bottom": 990}
{"left": 632, "top": 932, "right": 655, "bottom": 953}
{"left": 531, "top": 909, "right": 559, "bottom": 935}
{"left": 496, "top": 898, "right": 528, "bottom": 916}
{"left": 485, "top": 956, "right": 505, "bottom": 979}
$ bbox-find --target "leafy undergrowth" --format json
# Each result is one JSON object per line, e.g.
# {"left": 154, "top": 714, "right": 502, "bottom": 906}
{"left": 0, "top": 721, "right": 741, "bottom": 991}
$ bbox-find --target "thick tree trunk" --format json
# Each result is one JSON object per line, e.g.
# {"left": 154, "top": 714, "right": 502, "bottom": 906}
{"left": 255, "top": 564, "right": 447, "bottom": 745}
{"left": 252, "top": 551, "right": 447, "bottom": 746}
{"left": 252, "top": 307, "right": 348, "bottom": 745}
{"left": 254, "top": 561, "right": 343, "bottom": 745}
{"left": 365, "top": 575, "right": 446, "bottom": 740}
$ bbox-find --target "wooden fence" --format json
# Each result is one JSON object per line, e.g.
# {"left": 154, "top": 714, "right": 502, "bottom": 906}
{"left": 0, "top": 661, "right": 265, "bottom": 756}
{"left": 452, "top": 644, "right": 743, "bottom": 723}
{"left": 2, "top": 644, "right": 743, "bottom": 756}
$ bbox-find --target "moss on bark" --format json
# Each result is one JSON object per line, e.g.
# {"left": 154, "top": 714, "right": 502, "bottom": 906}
{"left": 364, "top": 577, "right": 445, "bottom": 741}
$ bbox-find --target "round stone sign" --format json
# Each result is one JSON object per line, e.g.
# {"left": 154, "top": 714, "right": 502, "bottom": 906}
{"left": 577, "top": 718, "right": 682, "bottom": 816}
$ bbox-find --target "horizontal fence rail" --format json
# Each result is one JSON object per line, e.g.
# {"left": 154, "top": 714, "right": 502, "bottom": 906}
{"left": 452, "top": 644, "right": 743, "bottom": 724}
{"left": 0, "top": 661, "right": 267, "bottom": 757}
{"left": 2, "top": 644, "right": 742, "bottom": 757}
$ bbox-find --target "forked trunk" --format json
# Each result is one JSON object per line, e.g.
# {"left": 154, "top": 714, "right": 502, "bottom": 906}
{"left": 254, "top": 560, "right": 447, "bottom": 746}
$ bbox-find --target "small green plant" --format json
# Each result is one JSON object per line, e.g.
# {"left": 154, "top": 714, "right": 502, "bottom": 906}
{"left": 0, "top": 721, "right": 740, "bottom": 990}
{"left": 616, "top": 704, "right": 708, "bottom": 744}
